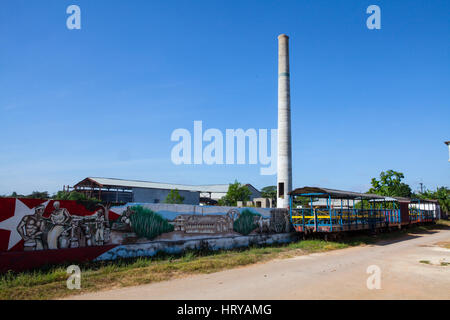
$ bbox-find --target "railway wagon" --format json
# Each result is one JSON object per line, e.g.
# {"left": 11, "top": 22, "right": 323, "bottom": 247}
{"left": 396, "top": 197, "right": 439, "bottom": 225}
{"left": 289, "top": 187, "right": 437, "bottom": 234}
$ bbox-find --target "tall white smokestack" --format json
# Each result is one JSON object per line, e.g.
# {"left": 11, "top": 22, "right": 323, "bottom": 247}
{"left": 277, "top": 34, "right": 292, "bottom": 208}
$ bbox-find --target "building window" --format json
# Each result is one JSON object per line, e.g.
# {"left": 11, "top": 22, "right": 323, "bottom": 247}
{"left": 278, "top": 182, "right": 285, "bottom": 198}
{"left": 154, "top": 199, "right": 160, "bottom": 204}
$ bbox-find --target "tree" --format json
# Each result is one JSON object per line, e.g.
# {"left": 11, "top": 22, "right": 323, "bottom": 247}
{"left": 3, "top": 191, "right": 48, "bottom": 199}
{"left": 54, "top": 190, "right": 98, "bottom": 201}
{"left": 164, "top": 189, "right": 185, "bottom": 204}
{"left": 293, "top": 196, "right": 313, "bottom": 208}
{"left": 218, "top": 181, "right": 251, "bottom": 207}
{"left": 52, "top": 190, "right": 101, "bottom": 210}
{"left": 368, "top": 170, "right": 412, "bottom": 198}
{"left": 261, "top": 186, "right": 277, "bottom": 206}
{"left": 28, "top": 191, "right": 50, "bottom": 199}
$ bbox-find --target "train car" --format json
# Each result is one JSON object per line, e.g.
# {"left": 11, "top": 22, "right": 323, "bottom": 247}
{"left": 393, "top": 197, "right": 439, "bottom": 225}
{"left": 289, "top": 187, "right": 401, "bottom": 234}
{"left": 289, "top": 187, "right": 438, "bottom": 236}
{"left": 393, "top": 196, "right": 411, "bottom": 227}
{"left": 408, "top": 198, "right": 439, "bottom": 224}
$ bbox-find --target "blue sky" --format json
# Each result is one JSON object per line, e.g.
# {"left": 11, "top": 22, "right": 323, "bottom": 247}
{"left": 0, "top": 0, "right": 449, "bottom": 195}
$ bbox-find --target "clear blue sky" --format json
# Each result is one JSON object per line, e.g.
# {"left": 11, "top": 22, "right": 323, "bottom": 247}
{"left": 0, "top": 0, "right": 449, "bottom": 195}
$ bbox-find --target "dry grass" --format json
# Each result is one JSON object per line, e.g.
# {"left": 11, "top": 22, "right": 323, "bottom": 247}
{"left": 435, "top": 241, "right": 450, "bottom": 249}
{"left": 436, "top": 219, "right": 450, "bottom": 227}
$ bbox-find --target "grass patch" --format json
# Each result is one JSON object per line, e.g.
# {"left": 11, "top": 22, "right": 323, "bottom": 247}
{"left": 1, "top": 220, "right": 448, "bottom": 300}
{"left": 419, "top": 260, "right": 431, "bottom": 264}
{"left": 437, "top": 219, "right": 450, "bottom": 227}
{"left": 440, "top": 262, "right": 449, "bottom": 267}
{"left": 435, "top": 241, "right": 450, "bottom": 249}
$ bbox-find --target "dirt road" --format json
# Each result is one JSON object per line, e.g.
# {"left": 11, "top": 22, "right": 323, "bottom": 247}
{"left": 69, "top": 229, "right": 450, "bottom": 300}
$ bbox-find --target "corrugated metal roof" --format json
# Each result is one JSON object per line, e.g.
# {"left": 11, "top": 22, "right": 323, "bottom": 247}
{"left": 289, "top": 186, "right": 385, "bottom": 199}
{"left": 392, "top": 196, "right": 411, "bottom": 202}
{"left": 392, "top": 197, "right": 439, "bottom": 204}
{"left": 76, "top": 177, "right": 234, "bottom": 193}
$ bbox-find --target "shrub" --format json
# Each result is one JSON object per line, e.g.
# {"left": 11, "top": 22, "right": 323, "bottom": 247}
{"left": 164, "top": 189, "right": 185, "bottom": 204}
{"left": 129, "top": 206, "right": 174, "bottom": 240}
{"left": 233, "top": 209, "right": 260, "bottom": 235}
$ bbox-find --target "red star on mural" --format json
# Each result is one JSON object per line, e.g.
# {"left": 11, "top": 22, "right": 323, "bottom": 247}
{"left": 0, "top": 199, "right": 49, "bottom": 250}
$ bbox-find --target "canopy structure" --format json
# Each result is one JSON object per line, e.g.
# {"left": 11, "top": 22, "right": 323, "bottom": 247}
{"left": 289, "top": 187, "right": 438, "bottom": 234}
{"left": 289, "top": 187, "right": 385, "bottom": 200}
{"left": 391, "top": 196, "right": 439, "bottom": 204}
{"left": 410, "top": 198, "right": 439, "bottom": 204}
{"left": 371, "top": 196, "right": 398, "bottom": 202}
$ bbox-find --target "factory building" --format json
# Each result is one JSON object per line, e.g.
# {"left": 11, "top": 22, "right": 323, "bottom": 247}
{"left": 72, "top": 177, "right": 261, "bottom": 205}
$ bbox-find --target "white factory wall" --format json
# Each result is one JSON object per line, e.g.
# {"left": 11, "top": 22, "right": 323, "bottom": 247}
{"left": 132, "top": 187, "right": 200, "bottom": 205}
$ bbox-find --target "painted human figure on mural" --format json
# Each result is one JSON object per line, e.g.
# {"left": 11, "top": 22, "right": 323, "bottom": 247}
{"left": 46, "top": 201, "right": 73, "bottom": 249}
{"left": 12, "top": 201, "right": 116, "bottom": 251}
{"left": 16, "top": 204, "right": 48, "bottom": 251}
{"left": 120, "top": 207, "right": 133, "bottom": 226}
{"left": 50, "top": 201, "right": 72, "bottom": 225}
{"left": 58, "top": 228, "right": 71, "bottom": 249}
{"left": 69, "top": 219, "right": 80, "bottom": 248}
{"left": 257, "top": 216, "right": 270, "bottom": 233}
{"left": 93, "top": 208, "right": 107, "bottom": 245}
{"left": 82, "top": 222, "right": 93, "bottom": 246}
{"left": 112, "top": 207, "right": 134, "bottom": 232}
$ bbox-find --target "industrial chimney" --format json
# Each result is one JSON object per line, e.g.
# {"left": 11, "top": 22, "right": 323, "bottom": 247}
{"left": 277, "top": 34, "right": 292, "bottom": 208}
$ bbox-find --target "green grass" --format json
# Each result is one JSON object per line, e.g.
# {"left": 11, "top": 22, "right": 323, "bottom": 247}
{"left": 419, "top": 260, "right": 431, "bottom": 264}
{"left": 0, "top": 219, "right": 448, "bottom": 300}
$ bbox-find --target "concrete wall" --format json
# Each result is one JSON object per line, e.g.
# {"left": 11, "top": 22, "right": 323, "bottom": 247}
{"left": 0, "top": 198, "right": 283, "bottom": 272}
{"left": 96, "top": 233, "right": 300, "bottom": 261}
{"left": 132, "top": 188, "right": 200, "bottom": 205}
{"left": 111, "top": 203, "right": 272, "bottom": 220}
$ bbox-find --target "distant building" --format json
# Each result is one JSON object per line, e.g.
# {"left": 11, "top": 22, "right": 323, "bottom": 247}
{"left": 72, "top": 177, "right": 261, "bottom": 205}
{"left": 238, "top": 198, "right": 275, "bottom": 208}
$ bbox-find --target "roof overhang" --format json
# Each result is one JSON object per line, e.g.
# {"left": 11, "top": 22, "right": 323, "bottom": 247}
{"left": 289, "top": 186, "right": 385, "bottom": 200}
{"left": 73, "top": 177, "right": 256, "bottom": 194}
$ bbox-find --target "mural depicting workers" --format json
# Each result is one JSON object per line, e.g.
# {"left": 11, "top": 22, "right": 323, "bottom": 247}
{"left": 50, "top": 201, "right": 72, "bottom": 225}
{"left": 93, "top": 208, "right": 108, "bottom": 245}
{"left": 16, "top": 204, "right": 48, "bottom": 251}
{"left": 257, "top": 215, "right": 271, "bottom": 233}
{"left": 112, "top": 206, "right": 134, "bottom": 232}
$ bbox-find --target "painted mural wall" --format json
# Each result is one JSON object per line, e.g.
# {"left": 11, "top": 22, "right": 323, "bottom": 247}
{"left": 0, "top": 198, "right": 292, "bottom": 272}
